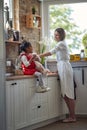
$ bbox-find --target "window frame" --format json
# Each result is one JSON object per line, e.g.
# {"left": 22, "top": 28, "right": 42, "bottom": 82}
{"left": 4, "top": 0, "right": 14, "bottom": 19}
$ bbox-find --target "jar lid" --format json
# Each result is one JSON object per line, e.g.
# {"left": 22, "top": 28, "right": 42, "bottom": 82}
{"left": 81, "top": 49, "right": 84, "bottom": 52}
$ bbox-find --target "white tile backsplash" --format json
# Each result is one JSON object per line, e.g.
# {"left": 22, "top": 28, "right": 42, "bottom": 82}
{"left": 46, "top": 61, "right": 57, "bottom": 72}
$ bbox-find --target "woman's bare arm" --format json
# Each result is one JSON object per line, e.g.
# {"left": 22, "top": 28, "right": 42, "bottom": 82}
{"left": 39, "top": 52, "right": 52, "bottom": 58}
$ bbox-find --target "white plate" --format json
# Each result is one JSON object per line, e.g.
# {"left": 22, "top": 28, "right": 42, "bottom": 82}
{"left": 5, "top": 73, "right": 13, "bottom": 76}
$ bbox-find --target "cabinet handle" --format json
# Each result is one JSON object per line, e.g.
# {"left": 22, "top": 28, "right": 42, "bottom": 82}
{"left": 37, "top": 105, "right": 41, "bottom": 108}
{"left": 11, "top": 83, "right": 15, "bottom": 85}
{"left": 57, "top": 77, "right": 60, "bottom": 80}
{"left": 82, "top": 69, "right": 84, "bottom": 85}
{"left": 11, "top": 82, "right": 17, "bottom": 85}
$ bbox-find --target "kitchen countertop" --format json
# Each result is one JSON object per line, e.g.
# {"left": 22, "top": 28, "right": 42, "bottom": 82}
{"left": 6, "top": 60, "right": 87, "bottom": 81}
{"left": 70, "top": 60, "right": 87, "bottom": 68}
{"left": 6, "top": 72, "right": 58, "bottom": 81}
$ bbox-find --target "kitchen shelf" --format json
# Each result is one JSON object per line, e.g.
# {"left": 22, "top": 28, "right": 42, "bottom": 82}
{"left": 5, "top": 40, "right": 21, "bottom": 44}
{"left": 26, "top": 14, "right": 41, "bottom": 29}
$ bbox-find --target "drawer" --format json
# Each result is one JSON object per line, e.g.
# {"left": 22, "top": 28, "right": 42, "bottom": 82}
{"left": 30, "top": 102, "right": 48, "bottom": 124}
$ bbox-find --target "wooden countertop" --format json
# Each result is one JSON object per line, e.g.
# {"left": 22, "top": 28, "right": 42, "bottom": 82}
{"left": 6, "top": 72, "right": 58, "bottom": 81}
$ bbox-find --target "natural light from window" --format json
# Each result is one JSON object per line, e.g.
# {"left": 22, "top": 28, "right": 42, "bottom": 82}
{"left": 49, "top": 3, "right": 87, "bottom": 55}
{"left": 70, "top": 4, "right": 87, "bottom": 30}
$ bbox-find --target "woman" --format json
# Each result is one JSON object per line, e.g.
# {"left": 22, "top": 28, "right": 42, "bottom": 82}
{"left": 39, "top": 28, "right": 76, "bottom": 122}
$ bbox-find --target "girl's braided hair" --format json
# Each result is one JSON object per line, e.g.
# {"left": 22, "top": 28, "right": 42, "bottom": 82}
{"left": 20, "top": 40, "right": 32, "bottom": 52}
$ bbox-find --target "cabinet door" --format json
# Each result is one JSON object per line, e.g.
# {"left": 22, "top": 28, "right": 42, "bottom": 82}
{"left": 6, "top": 81, "right": 16, "bottom": 130}
{"left": 76, "top": 83, "right": 87, "bottom": 114}
{"left": 73, "top": 68, "right": 87, "bottom": 114}
{"left": 47, "top": 77, "right": 60, "bottom": 118}
{"left": 29, "top": 86, "right": 48, "bottom": 124}
{"left": 47, "top": 76, "right": 68, "bottom": 118}
{"left": 84, "top": 67, "right": 87, "bottom": 86}
{"left": 13, "top": 79, "right": 31, "bottom": 129}
{"left": 6, "top": 79, "right": 31, "bottom": 130}
{"left": 73, "top": 68, "right": 82, "bottom": 87}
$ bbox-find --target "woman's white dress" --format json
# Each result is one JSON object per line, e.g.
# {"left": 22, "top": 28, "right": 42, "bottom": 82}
{"left": 50, "top": 40, "right": 74, "bottom": 99}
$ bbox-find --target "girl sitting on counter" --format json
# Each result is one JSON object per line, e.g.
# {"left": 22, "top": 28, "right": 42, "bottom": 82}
{"left": 19, "top": 40, "right": 50, "bottom": 93}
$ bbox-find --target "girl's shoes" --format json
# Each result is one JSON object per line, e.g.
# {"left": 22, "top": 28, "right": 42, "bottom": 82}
{"left": 36, "top": 86, "right": 50, "bottom": 93}
{"left": 41, "top": 85, "right": 51, "bottom": 91}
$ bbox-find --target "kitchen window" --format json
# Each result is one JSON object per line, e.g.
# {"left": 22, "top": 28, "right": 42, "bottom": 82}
{"left": 41, "top": 1, "right": 87, "bottom": 57}
{"left": 4, "top": 0, "right": 13, "bottom": 28}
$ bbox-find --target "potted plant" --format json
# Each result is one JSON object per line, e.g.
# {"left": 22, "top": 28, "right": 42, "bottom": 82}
{"left": 82, "top": 33, "right": 87, "bottom": 57}
{"left": 32, "top": 6, "right": 36, "bottom": 14}
{"left": 38, "top": 37, "right": 50, "bottom": 65}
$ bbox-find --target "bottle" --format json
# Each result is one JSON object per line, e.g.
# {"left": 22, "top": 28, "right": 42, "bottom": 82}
{"left": 13, "top": 30, "right": 19, "bottom": 41}
{"left": 4, "top": 3, "right": 12, "bottom": 40}
{"left": 80, "top": 49, "right": 85, "bottom": 60}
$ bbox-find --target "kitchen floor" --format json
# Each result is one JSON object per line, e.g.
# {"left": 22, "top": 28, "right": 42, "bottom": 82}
{"left": 34, "top": 117, "right": 87, "bottom": 130}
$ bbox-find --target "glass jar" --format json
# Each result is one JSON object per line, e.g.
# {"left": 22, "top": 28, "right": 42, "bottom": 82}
{"left": 80, "top": 49, "right": 85, "bottom": 60}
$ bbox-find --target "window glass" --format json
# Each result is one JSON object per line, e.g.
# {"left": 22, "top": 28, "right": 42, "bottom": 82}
{"left": 4, "top": 0, "right": 13, "bottom": 19}
{"left": 48, "top": 3, "right": 87, "bottom": 55}
{"left": 43, "top": 2, "right": 87, "bottom": 58}
{"left": 4, "top": 0, "right": 13, "bottom": 40}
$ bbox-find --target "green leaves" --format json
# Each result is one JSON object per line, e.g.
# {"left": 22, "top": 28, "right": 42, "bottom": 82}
{"left": 40, "top": 44, "right": 46, "bottom": 64}
{"left": 41, "top": 57, "right": 45, "bottom": 65}
{"left": 82, "top": 33, "right": 87, "bottom": 47}
{"left": 49, "top": 4, "right": 84, "bottom": 53}
{"left": 39, "top": 37, "right": 48, "bottom": 64}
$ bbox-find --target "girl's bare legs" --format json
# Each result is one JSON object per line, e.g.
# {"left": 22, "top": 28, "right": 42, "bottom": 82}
{"left": 35, "top": 61, "right": 50, "bottom": 74}
{"left": 34, "top": 72, "right": 50, "bottom": 92}
{"left": 63, "top": 95, "right": 76, "bottom": 122}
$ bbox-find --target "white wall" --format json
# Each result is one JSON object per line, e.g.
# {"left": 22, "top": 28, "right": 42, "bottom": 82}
{"left": 0, "top": 0, "right": 6, "bottom": 130}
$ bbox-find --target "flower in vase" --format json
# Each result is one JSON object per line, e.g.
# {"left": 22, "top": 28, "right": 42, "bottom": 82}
{"left": 82, "top": 33, "right": 87, "bottom": 47}
{"left": 82, "top": 33, "right": 87, "bottom": 56}
{"left": 39, "top": 37, "right": 50, "bottom": 64}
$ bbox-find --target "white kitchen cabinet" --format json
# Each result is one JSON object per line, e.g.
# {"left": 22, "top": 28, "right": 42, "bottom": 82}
{"left": 84, "top": 67, "right": 87, "bottom": 86}
{"left": 6, "top": 79, "right": 33, "bottom": 130}
{"left": 29, "top": 77, "right": 49, "bottom": 124}
{"left": 6, "top": 76, "right": 67, "bottom": 130}
{"left": 47, "top": 76, "right": 68, "bottom": 119}
{"left": 73, "top": 68, "right": 81, "bottom": 87}
{"left": 6, "top": 78, "right": 49, "bottom": 130}
{"left": 73, "top": 67, "right": 87, "bottom": 115}
{"left": 6, "top": 80, "right": 16, "bottom": 130}
{"left": 13, "top": 79, "right": 32, "bottom": 129}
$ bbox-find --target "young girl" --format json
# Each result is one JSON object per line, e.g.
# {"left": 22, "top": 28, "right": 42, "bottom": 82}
{"left": 39, "top": 28, "right": 76, "bottom": 122}
{"left": 19, "top": 40, "right": 50, "bottom": 93}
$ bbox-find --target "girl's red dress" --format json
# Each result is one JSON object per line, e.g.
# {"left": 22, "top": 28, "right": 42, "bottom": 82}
{"left": 20, "top": 53, "right": 37, "bottom": 75}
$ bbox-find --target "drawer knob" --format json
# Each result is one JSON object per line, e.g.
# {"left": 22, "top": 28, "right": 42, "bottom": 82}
{"left": 37, "top": 105, "right": 41, "bottom": 108}
{"left": 11, "top": 82, "right": 17, "bottom": 85}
